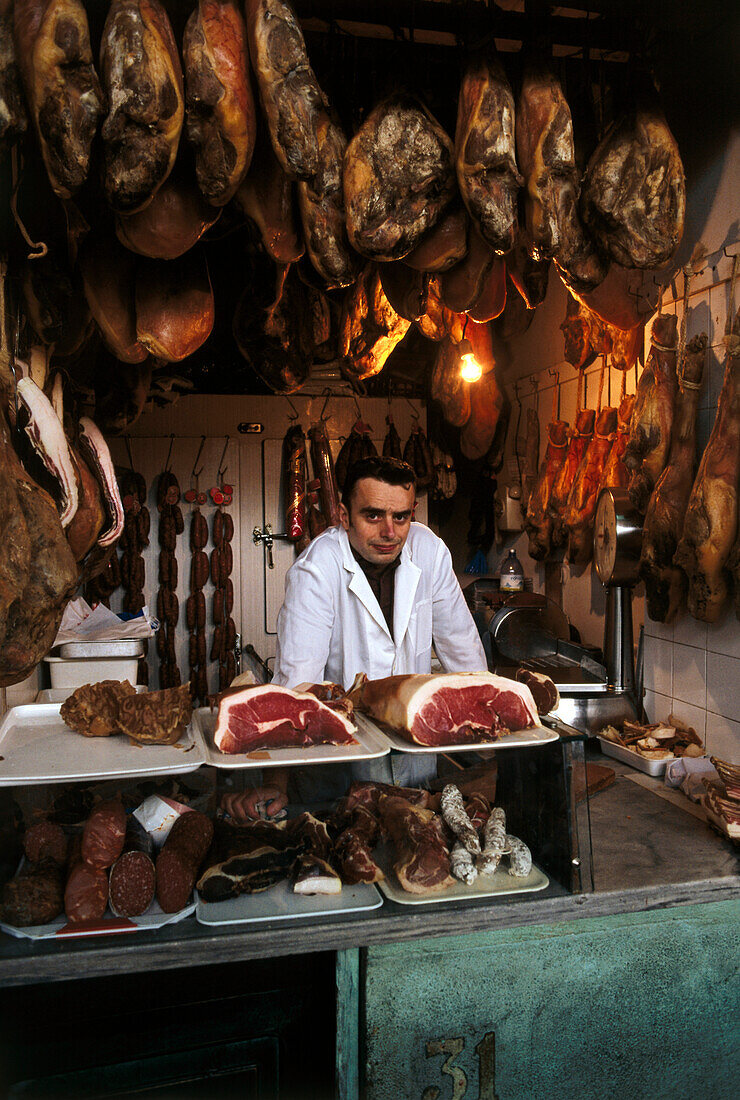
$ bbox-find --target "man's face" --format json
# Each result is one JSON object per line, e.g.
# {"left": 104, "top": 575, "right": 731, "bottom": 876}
{"left": 340, "top": 477, "right": 415, "bottom": 565}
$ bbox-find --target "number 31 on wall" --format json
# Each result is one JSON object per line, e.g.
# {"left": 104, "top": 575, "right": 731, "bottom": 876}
{"left": 422, "top": 1033, "right": 497, "bottom": 1100}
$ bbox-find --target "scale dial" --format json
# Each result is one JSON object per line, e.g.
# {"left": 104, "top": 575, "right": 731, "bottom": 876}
{"left": 594, "top": 488, "right": 642, "bottom": 586}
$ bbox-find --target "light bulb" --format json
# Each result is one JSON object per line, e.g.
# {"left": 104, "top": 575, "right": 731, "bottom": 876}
{"left": 458, "top": 339, "right": 482, "bottom": 382}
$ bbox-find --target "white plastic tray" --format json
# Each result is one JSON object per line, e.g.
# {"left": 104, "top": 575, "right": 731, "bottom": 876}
{"left": 193, "top": 708, "right": 390, "bottom": 770}
{"left": 0, "top": 704, "right": 205, "bottom": 786}
{"left": 598, "top": 736, "right": 672, "bottom": 776}
{"left": 374, "top": 722, "right": 558, "bottom": 754}
{"left": 0, "top": 896, "right": 195, "bottom": 941}
{"left": 196, "top": 879, "right": 382, "bottom": 927}
{"left": 374, "top": 844, "right": 548, "bottom": 905}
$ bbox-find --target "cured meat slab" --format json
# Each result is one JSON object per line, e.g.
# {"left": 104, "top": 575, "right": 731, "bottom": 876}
{"left": 213, "top": 685, "right": 358, "bottom": 754}
{"left": 349, "top": 673, "right": 539, "bottom": 747}
{"left": 378, "top": 795, "right": 455, "bottom": 895}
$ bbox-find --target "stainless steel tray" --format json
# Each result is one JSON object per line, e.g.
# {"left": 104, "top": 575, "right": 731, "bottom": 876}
{"left": 55, "top": 640, "right": 146, "bottom": 658}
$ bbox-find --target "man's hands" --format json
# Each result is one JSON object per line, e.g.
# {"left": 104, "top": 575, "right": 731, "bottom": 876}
{"left": 219, "top": 769, "right": 289, "bottom": 823}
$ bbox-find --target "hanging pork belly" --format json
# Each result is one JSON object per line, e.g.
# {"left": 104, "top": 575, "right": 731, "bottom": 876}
{"left": 184, "top": 0, "right": 256, "bottom": 206}
{"left": 581, "top": 78, "right": 686, "bottom": 269}
{"left": 0, "top": 0, "right": 27, "bottom": 152}
{"left": 624, "top": 313, "right": 678, "bottom": 512}
{"left": 14, "top": 0, "right": 103, "bottom": 198}
{"left": 455, "top": 47, "right": 522, "bottom": 255}
{"left": 674, "top": 313, "right": 740, "bottom": 623}
{"left": 640, "top": 333, "right": 707, "bottom": 622}
{"left": 344, "top": 94, "right": 456, "bottom": 262}
{"left": 297, "top": 110, "right": 357, "bottom": 289}
{"left": 403, "top": 203, "right": 469, "bottom": 274}
{"left": 100, "top": 0, "right": 184, "bottom": 213}
{"left": 136, "top": 249, "right": 215, "bottom": 362}
{"left": 233, "top": 117, "right": 305, "bottom": 264}
{"left": 339, "top": 264, "right": 410, "bottom": 382}
{"left": 516, "top": 61, "right": 607, "bottom": 294}
{"left": 115, "top": 167, "right": 221, "bottom": 260}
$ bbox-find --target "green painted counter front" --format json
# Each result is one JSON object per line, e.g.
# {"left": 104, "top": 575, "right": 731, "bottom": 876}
{"left": 359, "top": 899, "right": 740, "bottom": 1099}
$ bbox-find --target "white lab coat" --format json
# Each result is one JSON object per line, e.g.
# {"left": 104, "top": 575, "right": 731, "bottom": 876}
{"left": 273, "top": 523, "right": 486, "bottom": 798}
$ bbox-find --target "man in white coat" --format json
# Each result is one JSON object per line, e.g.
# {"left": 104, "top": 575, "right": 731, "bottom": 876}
{"left": 224, "top": 456, "right": 487, "bottom": 820}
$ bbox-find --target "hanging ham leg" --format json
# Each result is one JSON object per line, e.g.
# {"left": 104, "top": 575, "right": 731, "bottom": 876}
{"left": 561, "top": 294, "right": 597, "bottom": 370}
{"left": 674, "top": 314, "right": 740, "bottom": 623}
{"left": 0, "top": 0, "right": 27, "bottom": 152}
{"left": 624, "top": 313, "right": 678, "bottom": 512}
{"left": 640, "top": 333, "right": 707, "bottom": 622}
{"left": 339, "top": 265, "right": 410, "bottom": 382}
{"left": 298, "top": 111, "right": 357, "bottom": 289}
{"left": 548, "top": 408, "right": 595, "bottom": 549}
{"left": 431, "top": 339, "right": 470, "bottom": 428}
{"left": 135, "top": 249, "right": 215, "bottom": 362}
{"left": 234, "top": 118, "right": 304, "bottom": 264}
{"left": 564, "top": 405, "right": 619, "bottom": 567}
{"left": 455, "top": 47, "right": 522, "bottom": 254}
{"left": 601, "top": 392, "right": 635, "bottom": 491}
{"left": 525, "top": 419, "right": 569, "bottom": 561}
{"left": 14, "top": 0, "right": 102, "bottom": 198}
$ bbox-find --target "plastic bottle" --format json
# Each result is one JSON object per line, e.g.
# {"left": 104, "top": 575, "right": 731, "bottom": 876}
{"left": 499, "top": 548, "right": 525, "bottom": 592}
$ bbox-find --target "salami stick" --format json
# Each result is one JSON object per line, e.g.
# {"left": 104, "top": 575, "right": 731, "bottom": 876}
{"left": 505, "top": 834, "right": 532, "bottom": 878}
{"left": 440, "top": 784, "right": 481, "bottom": 855}
{"left": 450, "top": 840, "right": 478, "bottom": 885}
{"left": 478, "top": 807, "right": 506, "bottom": 875}
{"left": 109, "top": 818, "right": 156, "bottom": 917}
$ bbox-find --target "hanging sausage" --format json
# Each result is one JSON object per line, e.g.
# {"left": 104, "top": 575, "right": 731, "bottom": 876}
{"left": 156, "top": 466, "right": 182, "bottom": 689}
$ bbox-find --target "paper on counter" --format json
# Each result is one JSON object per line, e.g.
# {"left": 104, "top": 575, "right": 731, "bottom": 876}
{"left": 53, "top": 598, "right": 156, "bottom": 645}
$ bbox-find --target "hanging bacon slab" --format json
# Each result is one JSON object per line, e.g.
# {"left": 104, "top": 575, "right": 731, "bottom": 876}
{"left": 624, "top": 313, "right": 678, "bottom": 511}
{"left": 234, "top": 118, "right": 304, "bottom": 263}
{"left": 564, "top": 405, "right": 619, "bottom": 567}
{"left": 0, "top": 0, "right": 27, "bottom": 152}
{"left": 674, "top": 315, "right": 740, "bottom": 623}
{"left": 100, "top": 0, "right": 184, "bottom": 213}
{"left": 136, "top": 250, "right": 215, "bottom": 362}
{"left": 404, "top": 203, "right": 469, "bottom": 273}
{"left": 641, "top": 333, "right": 707, "bottom": 622}
{"left": 16, "top": 376, "right": 78, "bottom": 527}
{"left": 14, "top": 0, "right": 102, "bottom": 198}
{"left": 339, "top": 264, "right": 410, "bottom": 382}
{"left": 116, "top": 169, "right": 221, "bottom": 260}
{"left": 184, "top": 0, "right": 256, "bottom": 206}
{"left": 525, "top": 418, "right": 569, "bottom": 561}
{"left": 298, "top": 111, "right": 357, "bottom": 289}
{"left": 78, "top": 234, "right": 148, "bottom": 365}
{"left": 581, "top": 81, "right": 685, "bottom": 269}
{"left": 344, "top": 94, "right": 456, "bottom": 262}
{"left": 455, "top": 48, "right": 522, "bottom": 255}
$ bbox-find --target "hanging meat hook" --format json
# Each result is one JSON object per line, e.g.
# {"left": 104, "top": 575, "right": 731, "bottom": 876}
{"left": 284, "top": 394, "right": 300, "bottom": 421}
{"left": 191, "top": 435, "right": 206, "bottom": 480}
{"left": 164, "top": 433, "right": 175, "bottom": 472}
{"left": 217, "top": 435, "right": 230, "bottom": 482}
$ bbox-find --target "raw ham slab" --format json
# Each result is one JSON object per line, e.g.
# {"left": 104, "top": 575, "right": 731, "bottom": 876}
{"left": 350, "top": 673, "right": 539, "bottom": 747}
{"left": 214, "top": 685, "right": 357, "bottom": 754}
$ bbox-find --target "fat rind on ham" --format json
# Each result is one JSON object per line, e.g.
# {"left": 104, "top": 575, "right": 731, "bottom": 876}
{"left": 349, "top": 672, "right": 539, "bottom": 746}
{"left": 214, "top": 684, "right": 357, "bottom": 754}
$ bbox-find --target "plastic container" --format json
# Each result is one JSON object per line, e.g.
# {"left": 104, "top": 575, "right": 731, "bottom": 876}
{"left": 44, "top": 656, "right": 139, "bottom": 689}
{"left": 499, "top": 548, "right": 525, "bottom": 592}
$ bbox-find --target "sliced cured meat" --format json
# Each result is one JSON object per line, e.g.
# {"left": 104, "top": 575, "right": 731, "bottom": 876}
{"left": 581, "top": 81, "right": 685, "bottom": 269}
{"left": 349, "top": 672, "right": 538, "bottom": 746}
{"left": 14, "top": 0, "right": 103, "bottom": 198}
{"left": 78, "top": 233, "right": 148, "bottom": 364}
{"left": 245, "top": 0, "right": 326, "bottom": 181}
{"left": 378, "top": 794, "right": 454, "bottom": 895}
{"left": 674, "top": 314, "right": 740, "bottom": 623}
{"left": 564, "top": 405, "right": 619, "bottom": 567}
{"left": 339, "top": 264, "right": 410, "bottom": 382}
{"left": 548, "top": 409, "right": 595, "bottom": 548}
{"left": 298, "top": 110, "right": 357, "bottom": 288}
{"left": 291, "top": 855, "right": 341, "bottom": 895}
{"left": 431, "top": 338, "right": 471, "bottom": 428}
{"left": 115, "top": 168, "right": 221, "bottom": 260}
{"left": 184, "top": 0, "right": 256, "bottom": 206}
{"left": 333, "top": 828, "right": 383, "bottom": 886}
{"left": 1, "top": 859, "right": 64, "bottom": 926}
{"left": 455, "top": 48, "right": 522, "bottom": 254}
{"left": 525, "top": 418, "right": 569, "bottom": 560}
{"left": 214, "top": 684, "right": 357, "bottom": 753}
{"left": 515, "top": 669, "right": 560, "bottom": 715}
{"left": 625, "top": 313, "right": 678, "bottom": 511}
{"left": 108, "top": 818, "right": 155, "bottom": 917}
{"left": 157, "top": 810, "right": 213, "bottom": 911}
{"left": 641, "top": 333, "right": 707, "bottom": 622}
{"left": 136, "top": 250, "right": 215, "bottom": 362}
{"left": 234, "top": 118, "right": 304, "bottom": 263}
{"left": 0, "top": 0, "right": 27, "bottom": 152}
{"left": 344, "top": 94, "right": 456, "bottom": 262}
{"left": 100, "top": 0, "right": 184, "bottom": 213}
{"left": 404, "top": 203, "right": 468, "bottom": 273}
{"left": 460, "top": 369, "right": 505, "bottom": 461}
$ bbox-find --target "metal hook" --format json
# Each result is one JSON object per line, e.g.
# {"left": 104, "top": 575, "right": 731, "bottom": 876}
{"left": 284, "top": 395, "right": 300, "bottom": 421}
{"left": 352, "top": 392, "right": 363, "bottom": 421}
{"left": 548, "top": 368, "right": 559, "bottom": 384}
{"left": 319, "top": 388, "right": 333, "bottom": 422}
{"left": 191, "top": 435, "right": 206, "bottom": 479}
{"left": 164, "top": 433, "right": 175, "bottom": 472}
{"left": 404, "top": 397, "right": 420, "bottom": 420}
{"left": 124, "top": 434, "right": 135, "bottom": 471}
{"left": 217, "top": 435, "right": 230, "bottom": 480}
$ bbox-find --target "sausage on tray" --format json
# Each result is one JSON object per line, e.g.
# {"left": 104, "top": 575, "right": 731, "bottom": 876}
{"left": 155, "top": 811, "right": 214, "bottom": 913}
{"left": 109, "top": 818, "right": 156, "bottom": 917}
{"left": 81, "top": 800, "right": 127, "bottom": 870}
{"left": 65, "top": 837, "right": 108, "bottom": 923}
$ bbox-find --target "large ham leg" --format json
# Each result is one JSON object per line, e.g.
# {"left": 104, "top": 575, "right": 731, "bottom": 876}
{"left": 674, "top": 314, "right": 740, "bottom": 623}
{"left": 525, "top": 418, "right": 569, "bottom": 560}
{"left": 14, "top": 0, "right": 103, "bottom": 198}
{"left": 548, "top": 407, "right": 595, "bottom": 549}
{"left": 624, "top": 313, "right": 678, "bottom": 512}
{"left": 640, "top": 333, "right": 707, "bottom": 622}
{"left": 564, "top": 405, "right": 618, "bottom": 567}
{"left": 601, "top": 392, "right": 635, "bottom": 491}
{"left": 0, "top": 0, "right": 27, "bottom": 152}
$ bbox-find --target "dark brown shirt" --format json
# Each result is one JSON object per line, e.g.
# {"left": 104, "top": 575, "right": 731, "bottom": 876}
{"left": 351, "top": 546, "right": 401, "bottom": 640}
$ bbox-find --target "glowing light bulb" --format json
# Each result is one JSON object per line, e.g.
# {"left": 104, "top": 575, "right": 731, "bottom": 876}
{"left": 458, "top": 339, "right": 482, "bottom": 382}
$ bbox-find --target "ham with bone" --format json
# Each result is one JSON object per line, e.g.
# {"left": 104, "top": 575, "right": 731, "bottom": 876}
{"left": 349, "top": 672, "right": 539, "bottom": 747}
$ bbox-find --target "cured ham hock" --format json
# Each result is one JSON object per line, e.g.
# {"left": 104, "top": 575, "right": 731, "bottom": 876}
{"left": 214, "top": 684, "right": 357, "bottom": 753}
{"left": 349, "top": 672, "right": 539, "bottom": 746}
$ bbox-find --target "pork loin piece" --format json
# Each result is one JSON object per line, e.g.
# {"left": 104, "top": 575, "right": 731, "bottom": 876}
{"left": 100, "top": 0, "right": 184, "bottom": 213}
{"left": 581, "top": 84, "right": 685, "bottom": 269}
{"left": 214, "top": 684, "right": 358, "bottom": 753}
{"left": 184, "top": 0, "right": 256, "bottom": 206}
{"left": 455, "top": 48, "right": 522, "bottom": 254}
{"left": 344, "top": 94, "right": 456, "bottom": 262}
{"left": 349, "top": 673, "right": 538, "bottom": 746}
{"left": 245, "top": 0, "right": 326, "bottom": 181}
{"left": 14, "top": 0, "right": 103, "bottom": 199}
